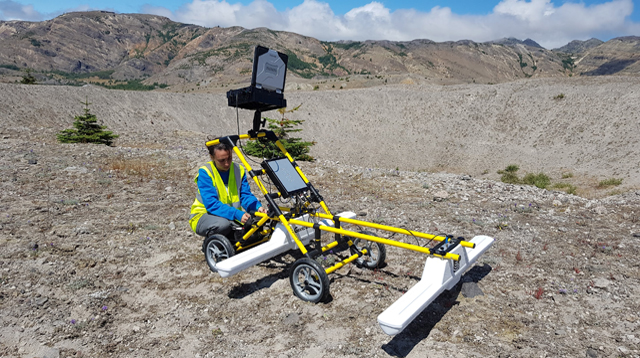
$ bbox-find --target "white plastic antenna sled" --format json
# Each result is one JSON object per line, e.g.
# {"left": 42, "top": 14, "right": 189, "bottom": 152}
{"left": 377, "top": 235, "right": 494, "bottom": 335}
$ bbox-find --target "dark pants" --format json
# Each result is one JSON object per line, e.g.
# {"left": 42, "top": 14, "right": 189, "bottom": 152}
{"left": 195, "top": 214, "right": 233, "bottom": 238}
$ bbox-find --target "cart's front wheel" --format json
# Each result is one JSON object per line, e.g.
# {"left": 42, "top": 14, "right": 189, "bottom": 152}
{"left": 289, "top": 258, "right": 329, "bottom": 303}
{"left": 349, "top": 231, "right": 387, "bottom": 269}
{"left": 203, "top": 234, "right": 235, "bottom": 273}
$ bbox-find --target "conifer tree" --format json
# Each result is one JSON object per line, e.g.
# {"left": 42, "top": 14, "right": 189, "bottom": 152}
{"left": 57, "top": 99, "right": 118, "bottom": 146}
{"left": 244, "top": 104, "right": 315, "bottom": 161}
{"left": 20, "top": 69, "right": 36, "bottom": 84}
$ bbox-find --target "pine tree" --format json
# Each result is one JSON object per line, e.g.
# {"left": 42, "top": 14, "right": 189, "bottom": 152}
{"left": 20, "top": 69, "right": 36, "bottom": 84}
{"left": 57, "top": 99, "right": 118, "bottom": 146}
{"left": 244, "top": 104, "right": 315, "bottom": 161}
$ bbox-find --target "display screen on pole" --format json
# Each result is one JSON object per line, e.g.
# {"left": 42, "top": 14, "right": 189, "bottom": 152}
{"left": 263, "top": 158, "right": 308, "bottom": 197}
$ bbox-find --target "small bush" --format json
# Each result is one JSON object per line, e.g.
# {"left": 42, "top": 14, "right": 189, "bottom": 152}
{"left": 498, "top": 164, "right": 551, "bottom": 189}
{"left": 598, "top": 178, "right": 623, "bottom": 188}
{"left": 57, "top": 99, "right": 118, "bottom": 146}
{"left": 553, "top": 93, "right": 565, "bottom": 100}
{"left": 505, "top": 164, "right": 519, "bottom": 173}
{"left": 522, "top": 173, "right": 550, "bottom": 189}
{"left": 561, "top": 172, "right": 573, "bottom": 179}
{"left": 497, "top": 164, "right": 519, "bottom": 174}
{"left": 500, "top": 172, "right": 521, "bottom": 184}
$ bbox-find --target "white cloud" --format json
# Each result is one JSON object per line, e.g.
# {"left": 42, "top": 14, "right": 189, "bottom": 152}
{"left": 3, "top": 0, "right": 639, "bottom": 48}
{"left": 0, "top": 0, "right": 44, "bottom": 21}
{"left": 142, "top": 0, "right": 638, "bottom": 48}
{"left": 494, "top": 0, "right": 556, "bottom": 22}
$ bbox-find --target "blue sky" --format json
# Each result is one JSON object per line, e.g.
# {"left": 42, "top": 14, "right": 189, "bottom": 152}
{"left": 1, "top": 0, "right": 639, "bottom": 48}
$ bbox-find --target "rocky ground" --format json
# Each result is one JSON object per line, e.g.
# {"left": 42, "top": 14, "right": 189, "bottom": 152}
{"left": 1, "top": 79, "right": 639, "bottom": 357}
{"left": 1, "top": 129, "right": 639, "bottom": 358}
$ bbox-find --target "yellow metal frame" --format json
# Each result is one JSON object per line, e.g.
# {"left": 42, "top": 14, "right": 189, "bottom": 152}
{"left": 206, "top": 131, "right": 473, "bottom": 275}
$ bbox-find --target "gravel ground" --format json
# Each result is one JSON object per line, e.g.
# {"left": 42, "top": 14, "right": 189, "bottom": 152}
{"left": 0, "top": 80, "right": 639, "bottom": 357}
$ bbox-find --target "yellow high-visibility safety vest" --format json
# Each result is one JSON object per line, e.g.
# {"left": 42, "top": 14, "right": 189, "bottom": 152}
{"left": 189, "top": 162, "right": 245, "bottom": 232}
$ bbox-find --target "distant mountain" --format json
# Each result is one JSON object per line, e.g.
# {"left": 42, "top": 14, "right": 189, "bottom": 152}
{"left": 0, "top": 11, "right": 635, "bottom": 90}
{"left": 575, "top": 36, "right": 640, "bottom": 76}
{"left": 554, "top": 38, "right": 604, "bottom": 54}
{"left": 487, "top": 37, "right": 543, "bottom": 48}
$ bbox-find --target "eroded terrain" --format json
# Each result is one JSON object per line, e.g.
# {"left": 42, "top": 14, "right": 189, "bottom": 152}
{"left": 1, "top": 130, "right": 639, "bottom": 357}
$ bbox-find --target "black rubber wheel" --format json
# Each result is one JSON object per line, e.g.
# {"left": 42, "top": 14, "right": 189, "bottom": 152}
{"left": 203, "top": 234, "right": 235, "bottom": 273}
{"left": 289, "top": 258, "right": 330, "bottom": 303}
{"left": 349, "top": 231, "right": 386, "bottom": 269}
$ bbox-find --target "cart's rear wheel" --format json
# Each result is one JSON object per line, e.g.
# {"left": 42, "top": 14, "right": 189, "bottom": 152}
{"left": 203, "top": 234, "right": 235, "bottom": 273}
{"left": 289, "top": 258, "right": 329, "bottom": 303}
{"left": 349, "top": 231, "right": 386, "bottom": 269}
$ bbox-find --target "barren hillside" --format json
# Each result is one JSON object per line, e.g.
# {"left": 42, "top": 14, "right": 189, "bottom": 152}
{"left": 2, "top": 11, "right": 639, "bottom": 92}
{"left": 1, "top": 77, "right": 639, "bottom": 192}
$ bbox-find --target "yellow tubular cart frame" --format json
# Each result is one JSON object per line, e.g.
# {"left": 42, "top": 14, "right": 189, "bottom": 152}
{"left": 202, "top": 130, "right": 476, "bottom": 304}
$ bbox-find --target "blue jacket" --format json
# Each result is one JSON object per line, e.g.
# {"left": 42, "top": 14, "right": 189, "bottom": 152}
{"left": 197, "top": 166, "right": 262, "bottom": 222}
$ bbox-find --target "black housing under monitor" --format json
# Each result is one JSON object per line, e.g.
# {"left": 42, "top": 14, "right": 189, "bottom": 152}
{"left": 261, "top": 158, "right": 308, "bottom": 198}
{"left": 227, "top": 46, "right": 288, "bottom": 112}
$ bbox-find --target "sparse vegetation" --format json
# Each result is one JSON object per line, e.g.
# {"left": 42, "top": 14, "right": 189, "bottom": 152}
{"left": 497, "top": 165, "right": 550, "bottom": 189}
{"left": 189, "top": 43, "right": 252, "bottom": 66}
{"left": 285, "top": 51, "right": 317, "bottom": 79}
{"left": 554, "top": 93, "right": 565, "bottom": 100}
{"left": 105, "top": 157, "right": 155, "bottom": 177}
{"left": 552, "top": 182, "right": 577, "bottom": 195}
{"left": 20, "top": 69, "right": 37, "bottom": 84}
{"left": 0, "top": 64, "right": 20, "bottom": 71}
{"left": 522, "top": 173, "right": 551, "bottom": 189}
{"left": 157, "top": 22, "right": 186, "bottom": 44}
{"left": 48, "top": 69, "right": 115, "bottom": 80}
{"left": 98, "top": 80, "right": 155, "bottom": 91}
{"left": 332, "top": 41, "right": 363, "bottom": 51}
{"left": 560, "top": 54, "right": 576, "bottom": 72}
{"left": 598, "top": 178, "right": 623, "bottom": 188}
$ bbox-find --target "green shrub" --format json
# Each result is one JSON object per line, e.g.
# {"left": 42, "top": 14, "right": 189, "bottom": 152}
{"left": 498, "top": 164, "right": 519, "bottom": 174}
{"left": 554, "top": 93, "right": 565, "bottom": 100}
{"left": 561, "top": 172, "right": 573, "bottom": 179}
{"left": 598, "top": 178, "right": 623, "bottom": 187}
{"left": 500, "top": 172, "right": 521, "bottom": 184}
{"left": 57, "top": 99, "right": 118, "bottom": 146}
{"left": 522, "top": 173, "right": 551, "bottom": 189}
{"left": 243, "top": 105, "right": 315, "bottom": 161}
{"left": 497, "top": 164, "right": 551, "bottom": 189}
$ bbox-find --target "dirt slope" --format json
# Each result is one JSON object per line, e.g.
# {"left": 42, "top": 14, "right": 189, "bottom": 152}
{"left": 1, "top": 77, "right": 639, "bottom": 191}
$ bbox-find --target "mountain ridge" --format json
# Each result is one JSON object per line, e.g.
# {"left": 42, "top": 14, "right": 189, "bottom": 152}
{"left": 0, "top": 11, "right": 638, "bottom": 90}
